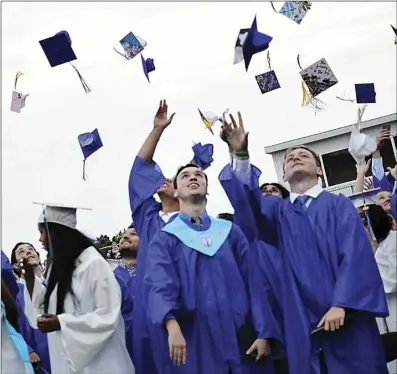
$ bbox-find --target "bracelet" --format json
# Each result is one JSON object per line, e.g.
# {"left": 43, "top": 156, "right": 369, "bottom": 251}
{"left": 235, "top": 153, "right": 249, "bottom": 161}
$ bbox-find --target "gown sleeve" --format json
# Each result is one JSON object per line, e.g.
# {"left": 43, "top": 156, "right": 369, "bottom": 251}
{"left": 331, "top": 195, "right": 389, "bottom": 317}
{"left": 372, "top": 157, "right": 394, "bottom": 193}
{"left": 144, "top": 232, "right": 180, "bottom": 326}
{"left": 56, "top": 258, "right": 123, "bottom": 373}
{"left": 391, "top": 185, "right": 397, "bottom": 221}
{"left": 231, "top": 227, "right": 281, "bottom": 343}
{"left": 219, "top": 162, "right": 279, "bottom": 246}
{"left": 128, "top": 156, "right": 166, "bottom": 233}
{"left": 375, "top": 231, "right": 397, "bottom": 294}
{"left": 23, "top": 276, "right": 46, "bottom": 329}
{"left": 1, "top": 251, "right": 19, "bottom": 300}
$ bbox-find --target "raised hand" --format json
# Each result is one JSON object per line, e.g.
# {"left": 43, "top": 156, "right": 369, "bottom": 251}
{"left": 387, "top": 164, "right": 397, "bottom": 180}
{"left": 153, "top": 100, "right": 175, "bottom": 130}
{"left": 220, "top": 112, "right": 248, "bottom": 154}
{"left": 355, "top": 159, "right": 371, "bottom": 176}
{"left": 376, "top": 128, "right": 390, "bottom": 150}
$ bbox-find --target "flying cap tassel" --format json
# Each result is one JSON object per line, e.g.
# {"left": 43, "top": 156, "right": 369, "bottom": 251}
{"left": 14, "top": 71, "right": 23, "bottom": 90}
{"left": 363, "top": 208, "right": 377, "bottom": 241}
{"left": 82, "top": 159, "right": 87, "bottom": 181}
{"left": 357, "top": 104, "right": 367, "bottom": 130}
{"left": 70, "top": 63, "right": 91, "bottom": 94}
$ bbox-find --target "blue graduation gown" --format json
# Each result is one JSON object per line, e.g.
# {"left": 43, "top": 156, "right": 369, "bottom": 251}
{"left": 391, "top": 189, "right": 397, "bottom": 222}
{"left": 114, "top": 265, "right": 135, "bottom": 362}
{"left": 1, "top": 250, "right": 19, "bottom": 300}
{"left": 219, "top": 163, "right": 389, "bottom": 374}
{"left": 144, "top": 212, "right": 279, "bottom": 374}
{"left": 17, "top": 283, "right": 51, "bottom": 374}
{"left": 128, "top": 156, "right": 172, "bottom": 374}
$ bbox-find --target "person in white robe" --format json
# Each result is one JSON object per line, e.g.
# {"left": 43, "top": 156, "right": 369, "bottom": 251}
{"left": 23, "top": 203, "right": 135, "bottom": 374}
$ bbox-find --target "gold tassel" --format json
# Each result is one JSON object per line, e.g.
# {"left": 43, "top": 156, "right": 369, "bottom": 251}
{"left": 301, "top": 81, "right": 326, "bottom": 115}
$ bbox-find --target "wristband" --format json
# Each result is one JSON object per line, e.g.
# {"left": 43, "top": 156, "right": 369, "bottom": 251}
{"left": 235, "top": 153, "right": 249, "bottom": 161}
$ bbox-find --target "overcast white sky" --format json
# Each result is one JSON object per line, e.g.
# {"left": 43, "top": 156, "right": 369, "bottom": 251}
{"left": 2, "top": 2, "right": 396, "bottom": 257}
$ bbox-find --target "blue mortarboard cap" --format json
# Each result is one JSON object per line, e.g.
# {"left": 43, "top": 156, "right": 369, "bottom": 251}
{"left": 242, "top": 16, "right": 273, "bottom": 71}
{"left": 39, "top": 32, "right": 77, "bottom": 67}
{"left": 348, "top": 188, "right": 380, "bottom": 208}
{"left": 355, "top": 83, "right": 376, "bottom": 104}
{"left": 191, "top": 142, "right": 214, "bottom": 170}
{"left": 141, "top": 54, "right": 155, "bottom": 82}
{"left": 78, "top": 128, "right": 103, "bottom": 160}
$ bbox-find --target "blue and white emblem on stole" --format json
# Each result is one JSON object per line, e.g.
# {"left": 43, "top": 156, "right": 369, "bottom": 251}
{"left": 162, "top": 215, "right": 232, "bottom": 256}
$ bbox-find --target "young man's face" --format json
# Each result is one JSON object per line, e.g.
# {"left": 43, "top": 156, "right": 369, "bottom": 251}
{"left": 14, "top": 243, "right": 40, "bottom": 266}
{"left": 119, "top": 228, "right": 140, "bottom": 254}
{"left": 175, "top": 166, "right": 207, "bottom": 201}
{"left": 283, "top": 148, "right": 322, "bottom": 182}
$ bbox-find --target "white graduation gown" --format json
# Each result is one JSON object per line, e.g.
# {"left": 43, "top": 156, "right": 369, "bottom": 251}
{"left": 375, "top": 231, "right": 397, "bottom": 374}
{"left": 25, "top": 247, "right": 135, "bottom": 374}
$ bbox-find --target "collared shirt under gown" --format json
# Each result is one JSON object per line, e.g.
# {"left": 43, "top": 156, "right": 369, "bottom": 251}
{"left": 144, "top": 211, "right": 280, "bottom": 374}
{"left": 128, "top": 156, "right": 178, "bottom": 374}
{"left": 219, "top": 160, "right": 389, "bottom": 374}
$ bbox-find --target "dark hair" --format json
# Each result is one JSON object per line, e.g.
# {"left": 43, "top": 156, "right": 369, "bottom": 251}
{"left": 260, "top": 182, "right": 290, "bottom": 198}
{"left": 366, "top": 205, "right": 394, "bottom": 244}
{"left": 173, "top": 163, "right": 208, "bottom": 189}
{"left": 10, "top": 242, "right": 39, "bottom": 265}
{"left": 128, "top": 224, "right": 135, "bottom": 229}
{"left": 42, "top": 222, "right": 93, "bottom": 315}
{"left": 283, "top": 146, "right": 321, "bottom": 171}
{"left": 1, "top": 280, "right": 20, "bottom": 332}
{"left": 217, "top": 213, "right": 233, "bottom": 222}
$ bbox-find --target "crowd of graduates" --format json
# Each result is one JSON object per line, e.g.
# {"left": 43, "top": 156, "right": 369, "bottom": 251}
{"left": 1, "top": 100, "right": 397, "bottom": 374}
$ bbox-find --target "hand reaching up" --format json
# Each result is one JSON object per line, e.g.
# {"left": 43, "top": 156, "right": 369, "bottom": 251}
{"left": 220, "top": 112, "right": 249, "bottom": 154}
{"left": 153, "top": 100, "right": 175, "bottom": 130}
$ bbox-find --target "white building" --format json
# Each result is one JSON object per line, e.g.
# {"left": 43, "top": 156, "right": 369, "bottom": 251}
{"left": 265, "top": 113, "right": 397, "bottom": 196}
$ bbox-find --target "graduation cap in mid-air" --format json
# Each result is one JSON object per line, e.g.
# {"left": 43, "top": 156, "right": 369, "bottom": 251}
{"left": 391, "top": 24, "right": 397, "bottom": 45}
{"left": 270, "top": 1, "right": 312, "bottom": 24}
{"left": 355, "top": 83, "right": 376, "bottom": 104}
{"left": 190, "top": 142, "right": 214, "bottom": 170}
{"left": 348, "top": 104, "right": 377, "bottom": 165}
{"left": 255, "top": 51, "right": 281, "bottom": 94}
{"left": 349, "top": 188, "right": 380, "bottom": 209}
{"left": 39, "top": 30, "right": 91, "bottom": 93}
{"left": 141, "top": 54, "right": 155, "bottom": 82}
{"left": 197, "top": 108, "right": 229, "bottom": 135}
{"left": 234, "top": 16, "right": 273, "bottom": 71}
{"left": 114, "top": 31, "right": 147, "bottom": 60}
{"left": 10, "top": 71, "right": 29, "bottom": 114}
{"left": 298, "top": 55, "right": 338, "bottom": 114}
{"left": 78, "top": 128, "right": 103, "bottom": 180}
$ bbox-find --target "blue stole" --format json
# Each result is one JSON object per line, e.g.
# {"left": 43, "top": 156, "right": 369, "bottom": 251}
{"left": 1, "top": 301, "right": 34, "bottom": 374}
{"left": 162, "top": 215, "right": 232, "bottom": 256}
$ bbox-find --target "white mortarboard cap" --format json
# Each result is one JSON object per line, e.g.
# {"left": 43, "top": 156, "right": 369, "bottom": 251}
{"left": 34, "top": 202, "right": 91, "bottom": 230}
{"left": 348, "top": 188, "right": 380, "bottom": 208}
{"left": 348, "top": 127, "right": 377, "bottom": 165}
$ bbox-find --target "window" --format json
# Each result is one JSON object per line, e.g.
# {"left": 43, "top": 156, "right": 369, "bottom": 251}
{"left": 322, "top": 148, "right": 357, "bottom": 186}
{"left": 322, "top": 136, "right": 397, "bottom": 187}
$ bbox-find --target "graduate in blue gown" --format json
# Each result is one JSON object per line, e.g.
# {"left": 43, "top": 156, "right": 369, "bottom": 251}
{"left": 1, "top": 251, "right": 50, "bottom": 374}
{"left": 144, "top": 163, "right": 281, "bottom": 374}
{"left": 113, "top": 225, "right": 139, "bottom": 362}
{"left": 218, "top": 112, "right": 389, "bottom": 374}
{"left": 128, "top": 100, "right": 180, "bottom": 374}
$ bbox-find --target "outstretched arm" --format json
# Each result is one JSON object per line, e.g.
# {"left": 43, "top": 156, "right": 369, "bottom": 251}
{"left": 129, "top": 100, "right": 176, "bottom": 232}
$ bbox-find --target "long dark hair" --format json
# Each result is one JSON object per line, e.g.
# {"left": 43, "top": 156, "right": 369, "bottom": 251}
{"left": 42, "top": 222, "right": 93, "bottom": 315}
{"left": 1, "top": 280, "right": 20, "bottom": 332}
{"left": 367, "top": 205, "right": 394, "bottom": 244}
